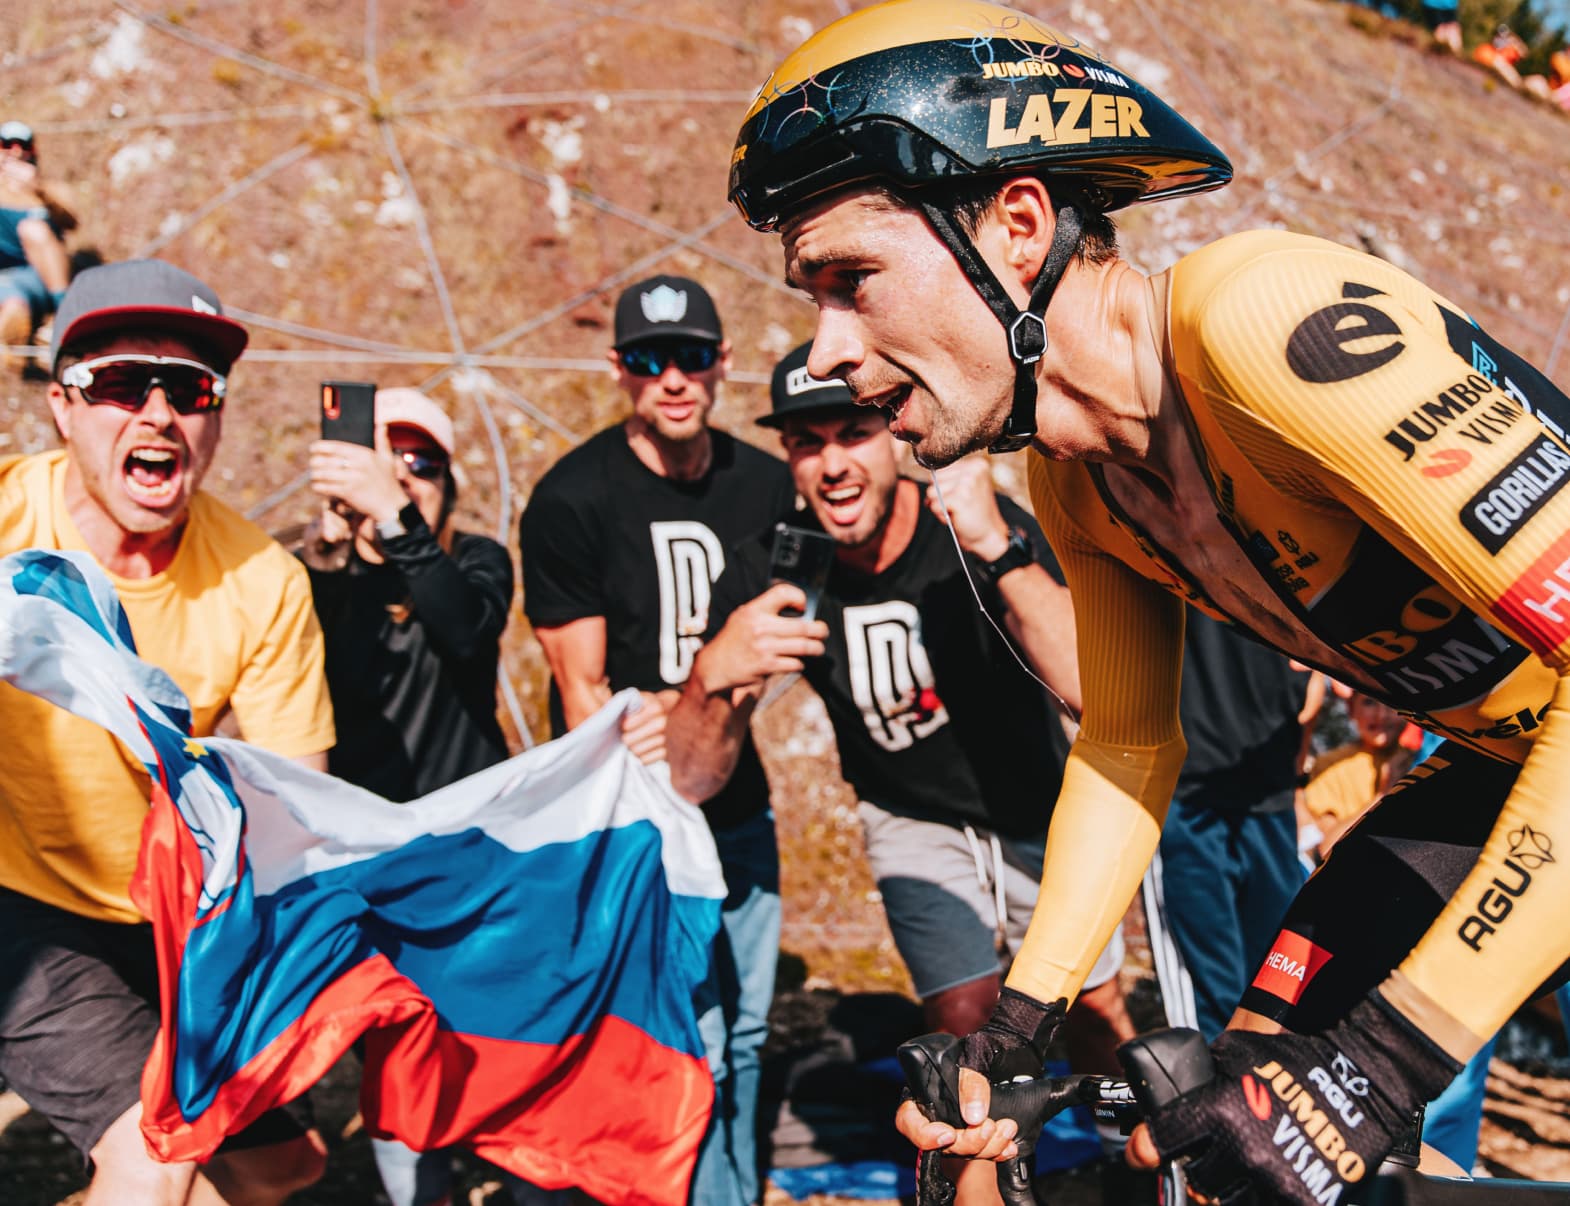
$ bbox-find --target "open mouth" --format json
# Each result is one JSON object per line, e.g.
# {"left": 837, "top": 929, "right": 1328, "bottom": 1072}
{"left": 819, "top": 481, "right": 866, "bottom": 527}
{"left": 123, "top": 446, "right": 183, "bottom": 507}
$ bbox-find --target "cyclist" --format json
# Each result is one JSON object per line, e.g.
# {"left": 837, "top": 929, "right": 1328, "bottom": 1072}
{"left": 728, "top": 1, "right": 1570, "bottom": 1202}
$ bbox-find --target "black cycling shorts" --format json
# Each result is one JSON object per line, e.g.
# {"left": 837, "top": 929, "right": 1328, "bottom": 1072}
{"left": 1240, "top": 741, "right": 1570, "bottom": 1032}
{"left": 0, "top": 886, "right": 312, "bottom": 1160}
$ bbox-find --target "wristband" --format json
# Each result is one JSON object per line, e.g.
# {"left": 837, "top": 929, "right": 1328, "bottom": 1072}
{"left": 975, "top": 525, "right": 1033, "bottom": 588}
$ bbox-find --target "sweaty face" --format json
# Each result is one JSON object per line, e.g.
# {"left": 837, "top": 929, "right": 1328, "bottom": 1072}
{"left": 613, "top": 339, "right": 727, "bottom": 447}
{"left": 782, "top": 190, "right": 1015, "bottom": 469}
{"left": 49, "top": 334, "right": 223, "bottom": 538}
{"left": 780, "top": 410, "right": 900, "bottom": 549}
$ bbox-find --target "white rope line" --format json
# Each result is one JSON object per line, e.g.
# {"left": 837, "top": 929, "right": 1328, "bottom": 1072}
{"left": 377, "top": 121, "right": 466, "bottom": 355}
{"left": 421, "top": 369, "right": 583, "bottom": 446}
{"left": 497, "top": 666, "right": 534, "bottom": 750}
{"left": 390, "top": 0, "right": 663, "bottom": 105}
{"left": 398, "top": 89, "right": 757, "bottom": 114}
{"left": 131, "top": 141, "right": 316, "bottom": 260}
{"left": 468, "top": 210, "right": 735, "bottom": 356}
{"left": 1541, "top": 301, "right": 1570, "bottom": 379}
{"left": 1262, "top": 181, "right": 1570, "bottom": 248}
{"left": 390, "top": 16, "right": 583, "bottom": 104}
{"left": 242, "top": 469, "right": 309, "bottom": 521}
{"left": 400, "top": 122, "right": 798, "bottom": 298}
{"left": 364, "top": 0, "right": 384, "bottom": 101}
{"left": 1, "top": 31, "right": 102, "bottom": 72}
{"left": 225, "top": 309, "right": 440, "bottom": 357}
{"left": 33, "top": 105, "right": 321, "bottom": 135}
{"left": 462, "top": 386, "right": 514, "bottom": 544}
{"left": 114, "top": 1, "right": 365, "bottom": 106}
{"left": 1125, "top": 0, "right": 1252, "bottom": 167}
{"left": 1229, "top": 58, "right": 1405, "bottom": 233}
{"left": 563, "top": 1, "right": 758, "bottom": 56}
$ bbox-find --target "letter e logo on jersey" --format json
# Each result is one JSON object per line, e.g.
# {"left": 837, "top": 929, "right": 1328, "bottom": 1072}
{"left": 1286, "top": 283, "right": 1405, "bottom": 384}
{"left": 843, "top": 601, "right": 949, "bottom": 752}
{"left": 650, "top": 521, "right": 724, "bottom": 685}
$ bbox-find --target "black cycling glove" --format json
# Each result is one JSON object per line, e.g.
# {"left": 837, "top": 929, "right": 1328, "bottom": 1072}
{"left": 956, "top": 988, "right": 1068, "bottom": 1084}
{"left": 1147, "top": 992, "right": 1462, "bottom": 1206}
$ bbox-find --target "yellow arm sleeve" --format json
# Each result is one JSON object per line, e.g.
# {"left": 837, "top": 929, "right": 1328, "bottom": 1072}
{"left": 1007, "top": 459, "right": 1188, "bottom": 1005}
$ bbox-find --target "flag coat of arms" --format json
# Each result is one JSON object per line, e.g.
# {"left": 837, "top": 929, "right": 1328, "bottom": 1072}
{"left": 0, "top": 549, "right": 724, "bottom": 1206}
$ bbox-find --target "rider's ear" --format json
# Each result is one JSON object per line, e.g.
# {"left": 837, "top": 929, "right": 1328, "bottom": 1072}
{"left": 990, "top": 177, "right": 1056, "bottom": 290}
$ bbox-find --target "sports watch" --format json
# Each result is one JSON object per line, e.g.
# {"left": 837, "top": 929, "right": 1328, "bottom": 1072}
{"left": 376, "top": 502, "right": 418, "bottom": 542}
{"left": 975, "top": 525, "right": 1033, "bottom": 587}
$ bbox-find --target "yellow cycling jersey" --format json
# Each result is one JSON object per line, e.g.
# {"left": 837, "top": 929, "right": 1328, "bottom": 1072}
{"left": 1016, "top": 230, "right": 1570, "bottom": 1058}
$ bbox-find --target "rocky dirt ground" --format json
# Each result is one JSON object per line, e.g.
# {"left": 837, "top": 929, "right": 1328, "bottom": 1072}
{"left": 2, "top": 0, "right": 1570, "bottom": 1200}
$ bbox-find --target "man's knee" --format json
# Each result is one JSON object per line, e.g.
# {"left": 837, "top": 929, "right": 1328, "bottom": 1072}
{"left": 202, "top": 1130, "right": 328, "bottom": 1206}
{"left": 16, "top": 217, "right": 58, "bottom": 257}
{"left": 923, "top": 974, "right": 1001, "bottom": 1035}
{"left": 86, "top": 1104, "right": 199, "bottom": 1206}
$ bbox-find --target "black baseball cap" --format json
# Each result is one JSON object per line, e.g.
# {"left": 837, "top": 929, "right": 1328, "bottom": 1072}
{"left": 613, "top": 274, "right": 723, "bottom": 348}
{"left": 49, "top": 258, "right": 250, "bottom": 375}
{"left": 758, "top": 340, "right": 861, "bottom": 429}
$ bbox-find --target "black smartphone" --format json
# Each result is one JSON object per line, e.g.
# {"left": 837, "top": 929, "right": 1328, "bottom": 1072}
{"left": 320, "top": 380, "right": 377, "bottom": 447}
{"left": 768, "top": 523, "right": 836, "bottom": 622}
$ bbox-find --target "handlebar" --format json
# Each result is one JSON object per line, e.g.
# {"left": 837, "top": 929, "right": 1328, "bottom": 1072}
{"left": 896, "top": 1029, "right": 1213, "bottom": 1205}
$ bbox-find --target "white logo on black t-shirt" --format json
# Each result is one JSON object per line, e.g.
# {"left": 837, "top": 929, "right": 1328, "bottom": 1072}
{"left": 844, "top": 601, "right": 950, "bottom": 752}
{"left": 650, "top": 521, "right": 725, "bottom": 685}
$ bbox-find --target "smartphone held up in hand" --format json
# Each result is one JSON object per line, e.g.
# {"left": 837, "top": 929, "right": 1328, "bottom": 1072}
{"left": 768, "top": 523, "right": 835, "bottom": 622}
{"left": 320, "top": 380, "right": 377, "bottom": 447}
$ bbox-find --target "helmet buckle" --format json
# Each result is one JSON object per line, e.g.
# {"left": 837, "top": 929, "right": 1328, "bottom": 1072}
{"left": 1008, "top": 311, "right": 1048, "bottom": 365}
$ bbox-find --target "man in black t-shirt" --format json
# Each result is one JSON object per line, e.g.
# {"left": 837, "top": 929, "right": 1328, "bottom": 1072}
{"left": 1139, "top": 609, "right": 1313, "bottom": 1040}
{"left": 668, "top": 346, "right": 1136, "bottom": 1148}
{"left": 518, "top": 276, "right": 794, "bottom": 1206}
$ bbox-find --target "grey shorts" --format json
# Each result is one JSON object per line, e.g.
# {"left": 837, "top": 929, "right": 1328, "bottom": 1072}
{"left": 0, "top": 885, "right": 310, "bottom": 1159}
{"left": 858, "top": 801, "right": 1125, "bottom": 1000}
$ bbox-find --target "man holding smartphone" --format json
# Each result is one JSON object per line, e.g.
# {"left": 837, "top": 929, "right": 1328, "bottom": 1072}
{"left": 518, "top": 274, "right": 794, "bottom": 1206}
{"left": 668, "top": 343, "right": 1139, "bottom": 1189}
{"left": 0, "top": 259, "right": 334, "bottom": 1204}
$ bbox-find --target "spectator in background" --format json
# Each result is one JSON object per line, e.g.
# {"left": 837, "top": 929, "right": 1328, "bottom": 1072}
{"left": 668, "top": 344, "right": 1137, "bottom": 1199}
{"left": 1298, "top": 690, "right": 1415, "bottom": 863}
{"left": 518, "top": 275, "right": 795, "bottom": 1206}
{"left": 0, "top": 259, "right": 333, "bottom": 1204}
{"left": 304, "top": 387, "right": 513, "bottom": 1206}
{"left": 304, "top": 388, "right": 511, "bottom": 798}
{"left": 1422, "top": 1, "right": 1462, "bottom": 55}
{"left": 1140, "top": 610, "right": 1313, "bottom": 1041}
{"left": 0, "top": 121, "right": 74, "bottom": 369}
{"left": 1473, "top": 23, "right": 1529, "bottom": 88}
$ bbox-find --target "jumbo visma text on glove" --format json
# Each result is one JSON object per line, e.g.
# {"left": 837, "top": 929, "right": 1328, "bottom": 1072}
{"left": 956, "top": 988, "right": 1069, "bottom": 1084}
{"left": 1147, "top": 993, "right": 1460, "bottom": 1206}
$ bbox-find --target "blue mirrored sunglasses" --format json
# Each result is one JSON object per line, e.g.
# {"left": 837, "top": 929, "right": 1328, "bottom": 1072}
{"left": 618, "top": 342, "right": 719, "bottom": 378}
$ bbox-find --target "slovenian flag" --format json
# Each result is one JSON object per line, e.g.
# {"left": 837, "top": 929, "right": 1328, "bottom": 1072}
{"left": 0, "top": 549, "right": 723, "bottom": 1206}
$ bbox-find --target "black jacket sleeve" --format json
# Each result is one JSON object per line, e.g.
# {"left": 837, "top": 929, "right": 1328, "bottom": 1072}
{"left": 379, "top": 504, "right": 514, "bottom": 662}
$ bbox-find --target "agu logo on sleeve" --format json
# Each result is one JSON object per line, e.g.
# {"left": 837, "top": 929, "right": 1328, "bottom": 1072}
{"left": 1250, "top": 930, "right": 1333, "bottom": 1006}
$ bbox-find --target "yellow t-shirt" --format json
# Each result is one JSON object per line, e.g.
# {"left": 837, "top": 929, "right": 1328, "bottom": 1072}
{"left": 1302, "top": 743, "right": 1406, "bottom": 827}
{"left": 0, "top": 451, "right": 335, "bottom": 923}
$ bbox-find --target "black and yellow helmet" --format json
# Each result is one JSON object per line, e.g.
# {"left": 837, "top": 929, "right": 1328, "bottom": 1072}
{"left": 729, "top": 0, "right": 1232, "bottom": 454}
{"left": 729, "top": 0, "right": 1231, "bottom": 230}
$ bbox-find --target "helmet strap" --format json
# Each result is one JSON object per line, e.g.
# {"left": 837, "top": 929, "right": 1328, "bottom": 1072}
{"left": 916, "top": 198, "right": 1083, "bottom": 454}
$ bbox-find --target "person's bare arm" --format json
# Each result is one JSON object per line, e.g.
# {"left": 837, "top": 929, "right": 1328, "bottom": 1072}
{"left": 292, "top": 751, "right": 329, "bottom": 773}
{"left": 534, "top": 615, "right": 613, "bottom": 730}
{"left": 667, "top": 583, "right": 826, "bottom": 804}
{"left": 928, "top": 457, "right": 1081, "bottom": 715}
